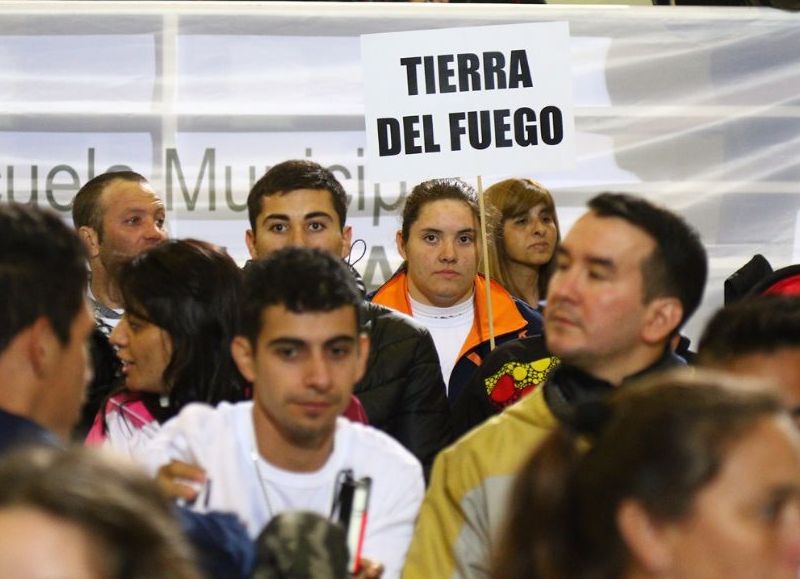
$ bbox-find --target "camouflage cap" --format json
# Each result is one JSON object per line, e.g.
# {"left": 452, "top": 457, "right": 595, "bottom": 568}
{"left": 251, "top": 511, "right": 349, "bottom": 579}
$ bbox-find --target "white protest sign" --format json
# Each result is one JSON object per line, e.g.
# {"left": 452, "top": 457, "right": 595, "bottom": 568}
{"left": 361, "top": 22, "right": 575, "bottom": 183}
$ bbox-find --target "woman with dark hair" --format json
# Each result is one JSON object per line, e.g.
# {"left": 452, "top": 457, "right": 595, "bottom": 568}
{"left": 485, "top": 178, "right": 559, "bottom": 309}
{"left": 86, "top": 239, "right": 247, "bottom": 456}
{"left": 493, "top": 369, "right": 800, "bottom": 579}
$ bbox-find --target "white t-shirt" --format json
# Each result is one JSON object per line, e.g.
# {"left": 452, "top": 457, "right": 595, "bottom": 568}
{"left": 143, "top": 401, "right": 424, "bottom": 579}
{"left": 409, "top": 295, "right": 474, "bottom": 394}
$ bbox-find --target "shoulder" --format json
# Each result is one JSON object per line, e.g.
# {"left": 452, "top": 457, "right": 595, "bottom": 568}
{"left": 165, "top": 400, "right": 251, "bottom": 434}
{"left": 438, "top": 388, "right": 556, "bottom": 487}
{"left": 337, "top": 418, "right": 422, "bottom": 475}
{"left": 362, "top": 302, "right": 431, "bottom": 342}
{"left": 513, "top": 297, "right": 544, "bottom": 334}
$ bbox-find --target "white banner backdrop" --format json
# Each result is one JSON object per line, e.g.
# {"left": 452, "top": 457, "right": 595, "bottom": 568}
{"left": 1, "top": 1, "right": 799, "bottom": 345}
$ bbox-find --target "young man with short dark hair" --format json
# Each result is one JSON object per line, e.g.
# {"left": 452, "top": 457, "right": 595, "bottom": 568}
{"left": 245, "top": 160, "right": 452, "bottom": 479}
{"left": 150, "top": 247, "right": 424, "bottom": 579}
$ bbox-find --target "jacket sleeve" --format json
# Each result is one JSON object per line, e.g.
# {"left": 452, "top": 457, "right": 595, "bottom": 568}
{"left": 401, "top": 445, "right": 493, "bottom": 579}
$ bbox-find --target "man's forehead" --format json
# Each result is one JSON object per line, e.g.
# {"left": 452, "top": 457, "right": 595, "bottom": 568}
{"left": 100, "top": 179, "right": 163, "bottom": 212}
{"left": 258, "top": 304, "right": 358, "bottom": 336}
{"left": 563, "top": 211, "right": 655, "bottom": 259}
{"left": 260, "top": 189, "right": 337, "bottom": 216}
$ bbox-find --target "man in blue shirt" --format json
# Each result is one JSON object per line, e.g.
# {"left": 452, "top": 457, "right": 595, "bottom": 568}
{"left": 0, "top": 203, "right": 95, "bottom": 452}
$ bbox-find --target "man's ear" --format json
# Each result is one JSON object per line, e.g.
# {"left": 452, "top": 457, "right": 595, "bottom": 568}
{"left": 340, "top": 225, "right": 353, "bottom": 260}
{"left": 617, "top": 499, "right": 674, "bottom": 574}
{"left": 641, "top": 296, "right": 683, "bottom": 346}
{"left": 231, "top": 336, "right": 256, "bottom": 383}
{"left": 395, "top": 230, "right": 407, "bottom": 261}
{"left": 78, "top": 226, "right": 101, "bottom": 259}
{"left": 354, "top": 332, "right": 370, "bottom": 384}
{"left": 245, "top": 229, "right": 258, "bottom": 260}
{"left": 27, "top": 317, "right": 59, "bottom": 379}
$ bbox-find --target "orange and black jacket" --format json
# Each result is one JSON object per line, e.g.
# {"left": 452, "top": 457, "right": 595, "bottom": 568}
{"left": 370, "top": 268, "right": 544, "bottom": 404}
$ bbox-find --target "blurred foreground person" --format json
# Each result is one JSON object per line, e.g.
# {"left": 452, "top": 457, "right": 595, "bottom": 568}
{"left": 0, "top": 446, "right": 201, "bottom": 579}
{"left": 0, "top": 203, "right": 94, "bottom": 451}
{"left": 493, "top": 369, "right": 800, "bottom": 579}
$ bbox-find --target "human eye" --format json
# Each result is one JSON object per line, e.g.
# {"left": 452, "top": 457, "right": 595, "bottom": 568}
{"left": 307, "top": 221, "right": 327, "bottom": 233}
{"left": 458, "top": 233, "right": 475, "bottom": 245}
{"left": 540, "top": 213, "right": 554, "bottom": 225}
{"left": 124, "top": 215, "right": 142, "bottom": 226}
{"left": 328, "top": 342, "right": 354, "bottom": 360}
{"left": 268, "top": 222, "right": 288, "bottom": 234}
{"left": 555, "top": 254, "right": 570, "bottom": 271}
{"left": 155, "top": 215, "right": 166, "bottom": 229}
{"left": 588, "top": 267, "right": 610, "bottom": 281}
{"left": 125, "top": 315, "right": 144, "bottom": 332}
{"left": 274, "top": 345, "right": 299, "bottom": 360}
{"left": 513, "top": 215, "right": 528, "bottom": 226}
{"left": 422, "top": 233, "right": 438, "bottom": 244}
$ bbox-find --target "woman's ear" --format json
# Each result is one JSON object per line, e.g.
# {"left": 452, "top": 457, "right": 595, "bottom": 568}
{"left": 617, "top": 499, "right": 674, "bottom": 575}
{"left": 395, "top": 230, "right": 407, "bottom": 260}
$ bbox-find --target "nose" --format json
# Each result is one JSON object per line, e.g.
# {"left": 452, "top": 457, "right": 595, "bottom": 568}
{"left": 290, "top": 227, "right": 305, "bottom": 248}
{"left": 547, "top": 266, "right": 579, "bottom": 304}
{"left": 109, "top": 319, "right": 128, "bottom": 348}
{"left": 304, "top": 352, "right": 332, "bottom": 392}
{"left": 532, "top": 217, "right": 547, "bottom": 236}
{"left": 145, "top": 219, "right": 167, "bottom": 242}
{"left": 439, "top": 238, "right": 457, "bottom": 263}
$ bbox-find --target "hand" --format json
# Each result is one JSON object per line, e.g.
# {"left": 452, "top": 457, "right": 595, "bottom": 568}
{"left": 353, "top": 558, "right": 384, "bottom": 579}
{"left": 156, "top": 459, "right": 206, "bottom": 502}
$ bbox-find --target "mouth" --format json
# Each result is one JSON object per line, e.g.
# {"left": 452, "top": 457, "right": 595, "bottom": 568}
{"left": 117, "top": 359, "right": 134, "bottom": 375}
{"left": 528, "top": 242, "right": 551, "bottom": 251}
{"left": 434, "top": 270, "right": 461, "bottom": 278}
{"left": 294, "top": 400, "right": 336, "bottom": 416}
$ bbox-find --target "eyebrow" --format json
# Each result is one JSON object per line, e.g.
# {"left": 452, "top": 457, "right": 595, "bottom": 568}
{"left": 263, "top": 211, "right": 334, "bottom": 223}
{"left": 267, "top": 335, "right": 356, "bottom": 348}
{"left": 420, "top": 227, "right": 477, "bottom": 235}
{"left": 556, "top": 246, "right": 617, "bottom": 271}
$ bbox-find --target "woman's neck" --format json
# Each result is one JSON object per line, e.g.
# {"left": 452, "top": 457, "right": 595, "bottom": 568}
{"left": 505, "top": 261, "right": 540, "bottom": 306}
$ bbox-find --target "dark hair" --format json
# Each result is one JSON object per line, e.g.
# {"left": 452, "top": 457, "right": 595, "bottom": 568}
{"left": 116, "top": 239, "right": 247, "bottom": 423}
{"left": 697, "top": 296, "right": 800, "bottom": 366}
{"left": 588, "top": 192, "right": 707, "bottom": 328}
{"left": 492, "top": 369, "right": 784, "bottom": 579}
{"left": 240, "top": 247, "right": 362, "bottom": 345}
{"left": 0, "top": 204, "right": 87, "bottom": 353}
{"left": 72, "top": 171, "right": 148, "bottom": 240}
{"left": 400, "top": 178, "right": 481, "bottom": 242}
{"left": 0, "top": 446, "right": 200, "bottom": 579}
{"left": 247, "top": 160, "right": 348, "bottom": 233}
{"left": 485, "top": 178, "right": 561, "bottom": 300}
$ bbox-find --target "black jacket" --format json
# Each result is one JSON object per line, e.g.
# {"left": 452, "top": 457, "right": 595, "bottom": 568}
{"left": 356, "top": 302, "right": 453, "bottom": 481}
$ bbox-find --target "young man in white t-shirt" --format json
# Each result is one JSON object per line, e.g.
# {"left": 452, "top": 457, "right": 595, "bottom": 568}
{"left": 149, "top": 247, "right": 424, "bottom": 579}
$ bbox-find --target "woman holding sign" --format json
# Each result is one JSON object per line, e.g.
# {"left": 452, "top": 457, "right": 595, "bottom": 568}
{"left": 370, "top": 178, "right": 546, "bottom": 405}
{"left": 485, "top": 178, "right": 560, "bottom": 311}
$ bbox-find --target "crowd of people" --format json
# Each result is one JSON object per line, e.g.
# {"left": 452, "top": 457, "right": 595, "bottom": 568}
{"left": 1, "top": 160, "right": 799, "bottom": 579}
